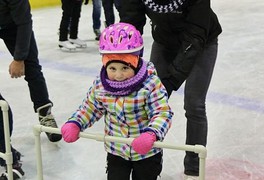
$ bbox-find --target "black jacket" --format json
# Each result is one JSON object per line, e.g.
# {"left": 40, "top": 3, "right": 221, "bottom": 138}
{"left": 0, "top": 0, "right": 33, "bottom": 61}
{"left": 120, "top": 0, "right": 222, "bottom": 49}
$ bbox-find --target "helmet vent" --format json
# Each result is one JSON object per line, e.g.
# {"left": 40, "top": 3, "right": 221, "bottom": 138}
{"left": 119, "top": 36, "right": 123, "bottom": 44}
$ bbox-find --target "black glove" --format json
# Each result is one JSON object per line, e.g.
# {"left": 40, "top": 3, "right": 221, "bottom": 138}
{"left": 168, "top": 32, "right": 204, "bottom": 90}
{"left": 84, "top": 0, "right": 89, "bottom": 5}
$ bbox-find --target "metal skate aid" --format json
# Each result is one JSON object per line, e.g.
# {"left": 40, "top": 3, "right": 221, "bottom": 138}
{"left": 33, "top": 125, "right": 207, "bottom": 180}
{"left": 0, "top": 100, "right": 13, "bottom": 180}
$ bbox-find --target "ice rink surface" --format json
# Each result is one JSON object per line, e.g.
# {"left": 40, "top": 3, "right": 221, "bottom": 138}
{"left": 0, "top": 0, "right": 264, "bottom": 179}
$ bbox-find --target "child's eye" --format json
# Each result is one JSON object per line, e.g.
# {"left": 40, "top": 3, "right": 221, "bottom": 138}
{"left": 123, "top": 66, "right": 130, "bottom": 70}
{"left": 109, "top": 67, "right": 116, "bottom": 70}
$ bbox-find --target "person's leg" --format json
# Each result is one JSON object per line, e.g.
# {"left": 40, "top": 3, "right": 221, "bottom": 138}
{"left": 113, "top": 0, "right": 121, "bottom": 22}
{"left": 69, "top": 0, "right": 82, "bottom": 39}
{"left": 150, "top": 41, "right": 178, "bottom": 97}
{"left": 2, "top": 29, "right": 62, "bottom": 142}
{"left": 92, "top": 0, "right": 102, "bottom": 30}
{"left": 0, "top": 94, "right": 13, "bottom": 166}
{"left": 67, "top": 0, "right": 87, "bottom": 47}
{"left": 92, "top": 0, "right": 102, "bottom": 40}
{"left": 114, "top": 0, "right": 121, "bottom": 12}
{"left": 106, "top": 153, "right": 131, "bottom": 180}
{"left": 26, "top": 32, "right": 62, "bottom": 142}
{"left": 102, "top": 0, "right": 115, "bottom": 27}
{"left": 59, "top": 0, "right": 73, "bottom": 41}
{"left": 131, "top": 152, "right": 162, "bottom": 180}
{"left": 183, "top": 39, "right": 218, "bottom": 176}
{"left": 0, "top": 95, "right": 25, "bottom": 179}
{"left": 2, "top": 30, "right": 51, "bottom": 111}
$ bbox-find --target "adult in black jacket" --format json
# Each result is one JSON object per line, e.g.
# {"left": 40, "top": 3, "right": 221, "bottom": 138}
{"left": 120, "top": 0, "right": 222, "bottom": 179}
{"left": 0, "top": 0, "right": 62, "bottom": 143}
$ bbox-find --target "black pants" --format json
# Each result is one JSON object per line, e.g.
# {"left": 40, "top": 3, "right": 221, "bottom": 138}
{"left": 102, "top": 0, "right": 121, "bottom": 27}
{"left": 150, "top": 39, "right": 218, "bottom": 176}
{"left": 59, "top": 0, "right": 83, "bottom": 41}
{"left": 106, "top": 152, "right": 162, "bottom": 180}
{"left": 0, "top": 94, "right": 19, "bottom": 166}
{"left": 0, "top": 27, "right": 52, "bottom": 112}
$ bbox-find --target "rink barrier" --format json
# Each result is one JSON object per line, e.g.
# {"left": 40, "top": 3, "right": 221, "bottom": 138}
{"left": 29, "top": 0, "right": 60, "bottom": 9}
{"left": 0, "top": 100, "right": 13, "bottom": 180}
{"left": 33, "top": 125, "right": 207, "bottom": 180}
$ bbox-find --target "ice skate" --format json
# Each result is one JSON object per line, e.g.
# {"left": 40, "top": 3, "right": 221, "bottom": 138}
{"left": 94, "top": 29, "right": 101, "bottom": 41}
{"left": 69, "top": 38, "right": 87, "bottom": 48}
{"left": 0, "top": 162, "right": 24, "bottom": 180}
{"left": 58, "top": 40, "right": 76, "bottom": 51}
{"left": 37, "top": 103, "right": 62, "bottom": 142}
{"left": 183, "top": 175, "right": 199, "bottom": 180}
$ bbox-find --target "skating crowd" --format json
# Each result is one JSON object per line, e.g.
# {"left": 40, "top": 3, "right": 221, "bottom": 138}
{"left": 0, "top": 0, "right": 221, "bottom": 179}
{"left": 58, "top": 0, "right": 121, "bottom": 51}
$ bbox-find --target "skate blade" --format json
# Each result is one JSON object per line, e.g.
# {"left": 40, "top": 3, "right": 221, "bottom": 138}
{"left": 58, "top": 45, "right": 76, "bottom": 51}
{"left": 73, "top": 44, "right": 87, "bottom": 48}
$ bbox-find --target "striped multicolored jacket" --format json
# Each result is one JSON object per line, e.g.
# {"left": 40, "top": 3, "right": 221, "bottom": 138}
{"left": 68, "top": 61, "right": 173, "bottom": 161}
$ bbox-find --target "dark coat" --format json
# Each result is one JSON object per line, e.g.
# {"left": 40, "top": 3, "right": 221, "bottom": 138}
{"left": 0, "top": 0, "right": 33, "bottom": 61}
{"left": 120, "top": 0, "right": 222, "bottom": 49}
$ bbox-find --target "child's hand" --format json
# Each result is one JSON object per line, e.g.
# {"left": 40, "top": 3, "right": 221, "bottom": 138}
{"left": 61, "top": 122, "right": 80, "bottom": 143}
{"left": 131, "top": 132, "right": 157, "bottom": 155}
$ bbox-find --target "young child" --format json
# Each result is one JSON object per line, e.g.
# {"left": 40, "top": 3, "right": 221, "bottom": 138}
{"left": 61, "top": 22, "right": 173, "bottom": 180}
{"left": 0, "top": 94, "right": 24, "bottom": 180}
{"left": 58, "top": 0, "right": 87, "bottom": 50}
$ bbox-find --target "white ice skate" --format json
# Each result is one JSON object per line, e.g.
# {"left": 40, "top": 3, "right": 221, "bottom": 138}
{"left": 69, "top": 38, "right": 87, "bottom": 48}
{"left": 58, "top": 40, "right": 76, "bottom": 51}
{"left": 183, "top": 175, "right": 199, "bottom": 180}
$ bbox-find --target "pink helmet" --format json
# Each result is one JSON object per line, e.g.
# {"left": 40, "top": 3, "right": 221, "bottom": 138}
{"left": 99, "top": 22, "right": 143, "bottom": 54}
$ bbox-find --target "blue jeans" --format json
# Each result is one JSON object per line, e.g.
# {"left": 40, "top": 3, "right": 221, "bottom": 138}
{"left": 102, "top": 0, "right": 121, "bottom": 27}
{"left": 92, "top": 0, "right": 102, "bottom": 30}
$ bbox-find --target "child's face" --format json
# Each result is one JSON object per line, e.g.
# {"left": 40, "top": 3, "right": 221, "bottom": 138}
{"left": 106, "top": 62, "right": 135, "bottom": 81}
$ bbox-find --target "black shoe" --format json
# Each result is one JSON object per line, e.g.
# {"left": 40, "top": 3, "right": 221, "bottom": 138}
{"left": 36, "top": 103, "right": 62, "bottom": 142}
{"left": 0, "top": 162, "right": 24, "bottom": 180}
{"left": 12, "top": 148, "right": 22, "bottom": 162}
{"left": 94, "top": 29, "right": 101, "bottom": 41}
{"left": 0, "top": 147, "right": 22, "bottom": 167}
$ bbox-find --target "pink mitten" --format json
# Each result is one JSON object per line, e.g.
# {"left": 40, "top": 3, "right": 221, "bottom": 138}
{"left": 131, "top": 132, "right": 157, "bottom": 155}
{"left": 61, "top": 122, "right": 80, "bottom": 143}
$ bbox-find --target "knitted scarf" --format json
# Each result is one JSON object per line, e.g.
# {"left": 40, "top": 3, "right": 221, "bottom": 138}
{"left": 142, "top": 0, "right": 186, "bottom": 13}
{"left": 100, "top": 59, "right": 148, "bottom": 96}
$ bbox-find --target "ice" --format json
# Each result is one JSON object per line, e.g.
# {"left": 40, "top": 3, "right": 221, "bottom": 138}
{"left": 0, "top": 0, "right": 264, "bottom": 179}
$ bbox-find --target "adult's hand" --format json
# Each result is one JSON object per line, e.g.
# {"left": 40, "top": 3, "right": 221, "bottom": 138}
{"left": 9, "top": 60, "right": 25, "bottom": 78}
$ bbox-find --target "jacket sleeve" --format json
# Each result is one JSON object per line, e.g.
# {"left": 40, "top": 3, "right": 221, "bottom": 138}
{"left": 184, "top": 0, "right": 211, "bottom": 42}
{"left": 144, "top": 74, "right": 173, "bottom": 141}
{"left": 119, "top": 0, "right": 147, "bottom": 34}
{"left": 167, "top": 0, "right": 212, "bottom": 91}
{"left": 8, "top": 0, "right": 33, "bottom": 61}
{"left": 68, "top": 79, "right": 105, "bottom": 131}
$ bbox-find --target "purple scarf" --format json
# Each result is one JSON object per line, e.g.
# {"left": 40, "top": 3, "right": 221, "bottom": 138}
{"left": 100, "top": 59, "right": 148, "bottom": 96}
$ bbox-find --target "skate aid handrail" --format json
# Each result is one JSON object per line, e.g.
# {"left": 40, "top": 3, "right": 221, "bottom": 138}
{"left": 33, "top": 125, "right": 207, "bottom": 180}
{"left": 0, "top": 100, "right": 13, "bottom": 180}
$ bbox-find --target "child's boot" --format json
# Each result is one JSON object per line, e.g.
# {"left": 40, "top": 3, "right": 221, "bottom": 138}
{"left": 37, "top": 103, "right": 62, "bottom": 142}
